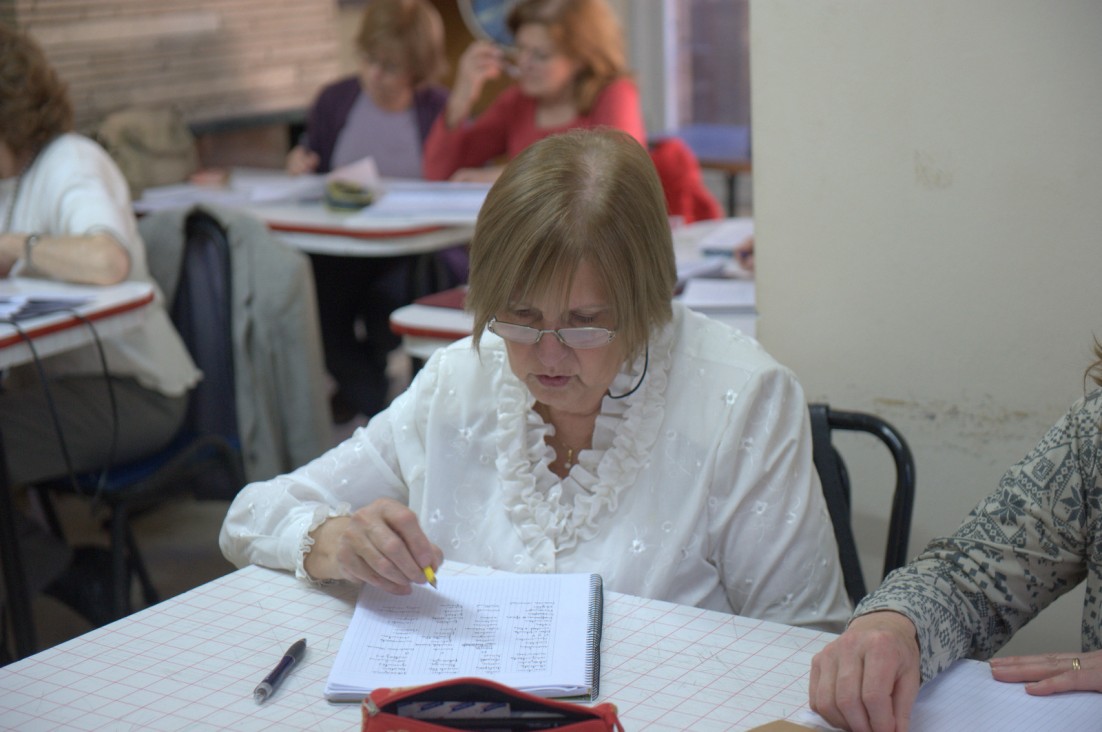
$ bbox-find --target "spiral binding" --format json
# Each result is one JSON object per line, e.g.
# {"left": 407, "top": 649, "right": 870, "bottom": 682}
{"left": 586, "top": 573, "right": 604, "bottom": 701}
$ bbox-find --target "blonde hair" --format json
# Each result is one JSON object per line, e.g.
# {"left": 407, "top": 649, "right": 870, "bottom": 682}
{"left": 507, "top": 0, "right": 629, "bottom": 114}
{"left": 1087, "top": 338, "right": 1102, "bottom": 389}
{"left": 467, "top": 128, "right": 676, "bottom": 362}
{"left": 356, "top": 0, "right": 447, "bottom": 86}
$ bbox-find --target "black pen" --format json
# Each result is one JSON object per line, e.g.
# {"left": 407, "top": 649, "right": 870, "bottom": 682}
{"left": 253, "top": 639, "right": 306, "bottom": 703}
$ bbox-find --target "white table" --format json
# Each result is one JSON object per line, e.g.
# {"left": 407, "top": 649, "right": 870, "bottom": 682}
{"left": 0, "top": 279, "right": 155, "bottom": 660}
{"left": 0, "top": 563, "right": 831, "bottom": 731}
{"left": 135, "top": 173, "right": 480, "bottom": 259}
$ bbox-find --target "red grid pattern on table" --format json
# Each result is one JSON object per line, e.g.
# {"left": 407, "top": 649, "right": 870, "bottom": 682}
{"left": 601, "top": 593, "right": 830, "bottom": 731}
{"left": 0, "top": 562, "right": 833, "bottom": 731}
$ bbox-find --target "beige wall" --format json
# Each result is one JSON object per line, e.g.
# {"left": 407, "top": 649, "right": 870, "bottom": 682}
{"left": 749, "top": 1, "right": 1102, "bottom": 655}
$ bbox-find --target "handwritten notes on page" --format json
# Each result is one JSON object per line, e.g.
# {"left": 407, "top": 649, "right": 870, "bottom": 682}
{"left": 325, "top": 572, "right": 603, "bottom": 702}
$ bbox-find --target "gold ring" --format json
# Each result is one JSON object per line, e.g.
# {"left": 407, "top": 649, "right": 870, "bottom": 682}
{"left": 1072, "top": 657, "right": 1082, "bottom": 672}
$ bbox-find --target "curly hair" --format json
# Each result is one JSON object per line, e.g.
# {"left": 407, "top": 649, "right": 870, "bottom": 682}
{"left": 0, "top": 24, "right": 74, "bottom": 159}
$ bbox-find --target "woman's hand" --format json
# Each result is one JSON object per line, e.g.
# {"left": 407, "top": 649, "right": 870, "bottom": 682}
{"left": 286, "top": 146, "right": 320, "bottom": 176}
{"left": 305, "top": 498, "right": 443, "bottom": 594}
{"left": 990, "top": 649, "right": 1102, "bottom": 695}
{"left": 809, "top": 611, "right": 922, "bottom": 732}
{"left": 445, "top": 41, "right": 506, "bottom": 127}
{"left": 734, "top": 235, "right": 754, "bottom": 274}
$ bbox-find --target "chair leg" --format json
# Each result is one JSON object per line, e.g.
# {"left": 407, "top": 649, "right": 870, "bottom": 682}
{"left": 30, "top": 487, "right": 66, "bottom": 543}
{"left": 109, "top": 506, "right": 130, "bottom": 619}
{"left": 124, "top": 525, "right": 160, "bottom": 607}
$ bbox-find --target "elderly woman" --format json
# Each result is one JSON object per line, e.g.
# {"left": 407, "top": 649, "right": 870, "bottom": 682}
{"left": 0, "top": 25, "right": 199, "bottom": 621}
{"left": 286, "top": 0, "right": 448, "bottom": 177}
{"left": 0, "top": 24, "right": 198, "bottom": 487}
{"left": 220, "top": 129, "right": 849, "bottom": 632}
{"left": 286, "top": 0, "right": 453, "bottom": 423}
{"left": 809, "top": 342, "right": 1102, "bottom": 731}
{"left": 423, "top": 0, "right": 645, "bottom": 183}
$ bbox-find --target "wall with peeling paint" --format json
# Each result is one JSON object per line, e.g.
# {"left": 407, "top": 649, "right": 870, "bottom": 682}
{"left": 751, "top": 1, "right": 1101, "bottom": 656}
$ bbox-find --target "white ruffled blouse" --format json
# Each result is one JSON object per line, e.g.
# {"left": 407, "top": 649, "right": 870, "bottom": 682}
{"left": 220, "top": 303, "right": 851, "bottom": 632}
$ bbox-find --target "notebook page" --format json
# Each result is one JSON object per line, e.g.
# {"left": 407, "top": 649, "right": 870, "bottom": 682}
{"left": 799, "top": 658, "right": 1102, "bottom": 730}
{"left": 326, "top": 573, "right": 596, "bottom": 701}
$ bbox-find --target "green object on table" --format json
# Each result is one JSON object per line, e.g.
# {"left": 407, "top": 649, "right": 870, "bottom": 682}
{"left": 325, "top": 179, "right": 374, "bottom": 212}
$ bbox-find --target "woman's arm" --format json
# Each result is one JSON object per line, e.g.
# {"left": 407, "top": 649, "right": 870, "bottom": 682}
{"left": 856, "top": 392, "right": 1099, "bottom": 681}
{"left": 422, "top": 87, "right": 521, "bottom": 180}
{"left": 810, "top": 391, "right": 1102, "bottom": 730}
{"left": 0, "top": 230, "right": 129, "bottom": 283}
{"left": 711, "top": 365, "right": 852, "bottom": 632}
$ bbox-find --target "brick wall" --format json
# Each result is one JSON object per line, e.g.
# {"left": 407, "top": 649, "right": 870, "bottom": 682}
{"left": 12, "top": 0, "right": 341, "bottom": 133}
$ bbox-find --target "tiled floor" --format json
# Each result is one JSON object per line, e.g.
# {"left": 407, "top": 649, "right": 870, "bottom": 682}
{"left": 30, "top": 494, "right": 238, "bottom": 653}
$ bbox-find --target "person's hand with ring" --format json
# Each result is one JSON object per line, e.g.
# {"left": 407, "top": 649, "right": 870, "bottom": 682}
{"left": 989, "top": 649, "right": 1102, "bottom": 695}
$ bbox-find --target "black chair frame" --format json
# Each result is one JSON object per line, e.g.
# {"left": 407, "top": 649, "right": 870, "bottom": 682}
{"left": 809, "top": 404, "right": 916, "bottom": 606}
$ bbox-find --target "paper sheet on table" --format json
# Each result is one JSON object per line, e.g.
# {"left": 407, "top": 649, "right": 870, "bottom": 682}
{"left": 797, "top": 658, "right": 1102, "bottom": 731}
{"left": 346, "top": 180, "right": 492, "bottom": 226}
{"left": 326, "top": 156, "right": 381, "bottom": 190}
{"left": 696, "top": 216, "right": 754, "bottom": 256}
{"left": 134, "top": 167, "right": 326, "bottom": 212}
{"left": 678, "top": 277, "right": 755, "bottom": 311}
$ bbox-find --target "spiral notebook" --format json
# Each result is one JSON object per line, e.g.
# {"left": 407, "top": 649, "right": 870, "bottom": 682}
{"left": 325, "top": 572, "right": 604, "bottom": 703}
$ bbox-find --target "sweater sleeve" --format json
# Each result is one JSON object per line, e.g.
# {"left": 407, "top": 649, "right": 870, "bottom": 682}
{"left": 422, "top": 87, "right": 521, "bottom": 180}
{"left": 854, "top": 391, "right": 1102, "bottom": 682}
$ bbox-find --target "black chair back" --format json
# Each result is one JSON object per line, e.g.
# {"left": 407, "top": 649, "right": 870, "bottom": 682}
{"left": 809, "top": 404, "right": 916, "bottom": 606}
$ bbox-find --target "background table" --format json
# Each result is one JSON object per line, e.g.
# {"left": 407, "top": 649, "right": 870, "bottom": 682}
{"left": 0, "top": 563, "right": 831, "bottom": 731}
{"left": 0, "top": 279, "right": 155, "bottom": 660}
{"left": 390, "top": 218, "right": 758, "bottom": 361}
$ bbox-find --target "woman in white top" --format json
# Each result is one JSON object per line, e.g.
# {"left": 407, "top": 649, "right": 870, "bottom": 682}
{"left": 0, "top": 25, "right": 199, "bottom": 486}
{"left": 0, "top": 25, "right": 200, "bottom": 621}
{"left": 220, "top": 128, "right": 850, "bottom": 632}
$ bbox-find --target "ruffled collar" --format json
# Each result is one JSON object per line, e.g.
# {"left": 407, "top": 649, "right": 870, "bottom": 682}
{"left": 495, "top": 315, "right": 675, "bottom": 564}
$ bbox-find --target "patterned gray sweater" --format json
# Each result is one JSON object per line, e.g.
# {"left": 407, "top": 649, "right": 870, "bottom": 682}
{"left": 855, "top": 389, "right": 1102, "bottom": 682}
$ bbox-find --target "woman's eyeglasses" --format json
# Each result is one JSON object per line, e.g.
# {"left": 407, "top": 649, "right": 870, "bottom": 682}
{"left": 488, "top": 317, "right": 616, "bottom": 349}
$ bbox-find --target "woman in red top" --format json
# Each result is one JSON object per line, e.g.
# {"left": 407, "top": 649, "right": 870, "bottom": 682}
{"left": 423, "top": 0, "right": 644, "bottom": 182}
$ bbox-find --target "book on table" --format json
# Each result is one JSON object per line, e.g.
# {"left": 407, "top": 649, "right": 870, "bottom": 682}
{"left": 325, "top": 572, "right": 604, "bottom": 702}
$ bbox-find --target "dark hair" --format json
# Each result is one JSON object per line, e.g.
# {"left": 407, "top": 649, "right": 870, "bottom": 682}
{"left": 0, "top": 24, "right": 73, "bottom": 159}
{"left": 467, "top": 128, "right": 676, "bottom": 362}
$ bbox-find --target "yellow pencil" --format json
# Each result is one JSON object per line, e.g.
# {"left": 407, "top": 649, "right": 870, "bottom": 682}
{"left": 422, "top": 566, "right": 437, "bottom": 588}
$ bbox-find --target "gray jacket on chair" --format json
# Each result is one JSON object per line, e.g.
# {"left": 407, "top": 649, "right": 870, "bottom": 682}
{"left": 141, "top": 205, "right": 332, "bottom": 482}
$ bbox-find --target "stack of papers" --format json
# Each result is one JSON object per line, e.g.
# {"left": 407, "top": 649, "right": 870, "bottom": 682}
{"left": 0, "top": 295, "right": 91, "bottom": 321}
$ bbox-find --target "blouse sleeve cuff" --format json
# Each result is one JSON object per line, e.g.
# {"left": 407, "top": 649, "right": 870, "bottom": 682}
{"left": 292, "top": 502, "right": 353, "bottom": 584}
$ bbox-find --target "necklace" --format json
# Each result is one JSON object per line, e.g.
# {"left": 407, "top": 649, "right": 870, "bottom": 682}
{"left": 562, "top": 446, "right": 576, "bottom": 470}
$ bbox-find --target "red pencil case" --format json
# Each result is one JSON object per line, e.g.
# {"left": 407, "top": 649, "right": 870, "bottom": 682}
{"left": 361, "top": 677, "right": 624, "bottom": 732}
